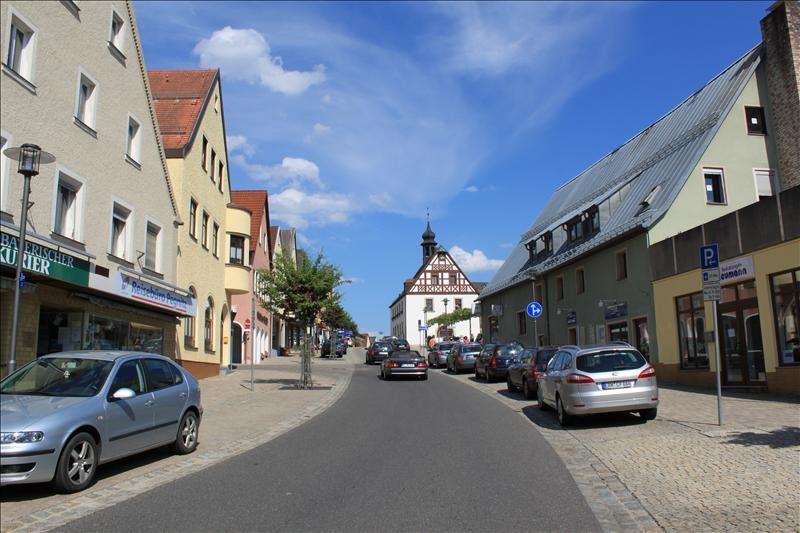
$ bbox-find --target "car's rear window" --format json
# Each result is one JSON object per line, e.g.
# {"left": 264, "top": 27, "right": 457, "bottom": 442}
{"left": 497, "top": 344, "right": 523, "bottom": 357}
{"left": 437, "top": 343, "right": 454, "bottom": 351}
{"left": 576, "top": 350, "right": 646, "bottom": 373}
{"left": 536, "top": 349, "right": 557, "bottom": 364}
{"left": 374, "top": 343, "right": 391, "bottom": 350}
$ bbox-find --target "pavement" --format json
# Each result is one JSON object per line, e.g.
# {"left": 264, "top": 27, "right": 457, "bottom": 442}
{"left": 2, "top": 348, "right": 799, "bottom": 533}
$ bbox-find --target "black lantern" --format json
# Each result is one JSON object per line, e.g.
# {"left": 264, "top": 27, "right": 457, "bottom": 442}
{"left": 3, "top": 143, "right": 55, "bottom": 177}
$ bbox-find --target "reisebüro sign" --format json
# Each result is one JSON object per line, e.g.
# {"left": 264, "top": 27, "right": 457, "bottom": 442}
{"left": 0, "top": 231, "right": 90, "bottom": 286}
{"left": 115, "top": 272, "right": 196, "bottom": 316}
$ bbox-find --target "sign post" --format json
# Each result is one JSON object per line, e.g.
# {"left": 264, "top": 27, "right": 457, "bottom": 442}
{"left": 526, "top": 301, "right": 543, "bottom": 348}
{"left": 701, "top": 244, "right": 723, "bottom": 426}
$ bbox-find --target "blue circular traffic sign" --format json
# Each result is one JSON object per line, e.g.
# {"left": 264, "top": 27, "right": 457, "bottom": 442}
{"left": 526, "top": 301, "right": 542, "bottom": 318}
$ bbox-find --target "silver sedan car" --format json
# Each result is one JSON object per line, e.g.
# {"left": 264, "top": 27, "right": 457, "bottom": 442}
{"left": 537, "top": 343, "right": 658, "bottom": 426}
{"left": 1, "top": 351, "right": 202, "bottom": 493}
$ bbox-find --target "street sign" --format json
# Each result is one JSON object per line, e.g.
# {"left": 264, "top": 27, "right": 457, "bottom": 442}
{"left": 244, "top": 318, "right": 251, "bottom": 330}
{"left": 701, "top": 244, "right": 721, "bottom": 302}
{"left": 700, "top": 244, "right": 719, "bottom": 269}
{"left": 18, "top": 272, "right": 25, "bottom": 288}
{"left": 526, "top": 301, "right": 543, "bottom": 319}
{"left": 418, "top": 324, "right": 428, "bottom": 331}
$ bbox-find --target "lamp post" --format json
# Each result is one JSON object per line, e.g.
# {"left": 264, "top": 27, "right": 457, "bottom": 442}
{"left": 3, "top": 144, "right": 55, "bottom": 375}
{"left": 442, "top": 298, "right": 449, "bottom": 340}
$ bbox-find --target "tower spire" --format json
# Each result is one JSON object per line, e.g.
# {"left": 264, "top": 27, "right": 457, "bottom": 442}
{"left": 421, "top": 213, "right": 437, "bottom": 264}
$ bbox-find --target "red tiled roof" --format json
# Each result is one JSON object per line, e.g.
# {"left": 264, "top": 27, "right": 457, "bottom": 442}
{"left": 148, "top": 70, "right": 217, "bottom": 151}
{"left": 231, "top": 190, "right": 269, "bottom": 252}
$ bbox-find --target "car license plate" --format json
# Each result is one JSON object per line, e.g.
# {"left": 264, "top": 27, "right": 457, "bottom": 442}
{"left": 401, "top": 363, "right": 415, "bottom": 368}
{"left": 603, "top": 381, "right": 633, "bottom": 390}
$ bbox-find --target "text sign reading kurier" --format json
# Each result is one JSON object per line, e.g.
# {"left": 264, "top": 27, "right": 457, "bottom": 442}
{"left": 701, "top": 244, "right": 720, "bottom": 302}
{"left": 0, "top": 231, "right": 90, "bottom": 286}
{"left": 115, "top": 273, "right": 197, "bottom": 316}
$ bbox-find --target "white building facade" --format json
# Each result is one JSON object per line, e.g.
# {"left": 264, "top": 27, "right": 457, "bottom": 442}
{"left": 389, "top": 223, "right": 482, "bottom": 349}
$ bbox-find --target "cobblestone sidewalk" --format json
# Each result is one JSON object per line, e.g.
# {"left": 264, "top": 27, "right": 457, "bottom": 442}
{"left": 0, "top": 354, "right": 356, "bottom": 533}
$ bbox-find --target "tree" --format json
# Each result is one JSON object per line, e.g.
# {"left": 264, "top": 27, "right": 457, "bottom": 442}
{"left": 319, "top": 301, "right": 359, "bottom": 336}
{"left": 257, "top": 251, "right": 346, "bottom": 388}
{"left": 427, "top": 307, "right": 473, "bottom": 327}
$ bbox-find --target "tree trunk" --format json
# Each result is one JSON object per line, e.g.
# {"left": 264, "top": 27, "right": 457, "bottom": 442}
{"left": 300, "top": 323, "right": 313, "bottom": 389}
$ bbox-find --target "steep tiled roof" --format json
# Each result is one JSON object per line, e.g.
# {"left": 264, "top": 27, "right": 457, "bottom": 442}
{"left": 482, "top": 46, "right": 762, "bottom": 299}
{"left": 148, "top": 70, "right": 217, "bottom": 152}
{"left": 231, "top": 190, "right": 269, "bottom": 252}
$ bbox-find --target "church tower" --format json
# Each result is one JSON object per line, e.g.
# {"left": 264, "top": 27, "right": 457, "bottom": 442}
{"left": 421, "top": 218, "right": 437, "bottom": 265}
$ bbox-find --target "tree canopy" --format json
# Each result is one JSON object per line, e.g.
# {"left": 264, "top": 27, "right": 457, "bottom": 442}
{"left": 319, "top": 301, "right": 359, "bottom": 336}
{"left": 427, "top": 307, "right": 474, "bottom": 326}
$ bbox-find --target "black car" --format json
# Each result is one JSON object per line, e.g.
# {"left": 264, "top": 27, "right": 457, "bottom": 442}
{"left": 507, "top": 346, "right": 559, "bottom": 399}
{"left": 321, "top": 339, "right": 345, "bottom": 358}
{"left": 391, "top": 338, "right": 411, "bottom": 352}
{"left": 366, "top": 341, "right": 393, "bottom": 364}
{"left": 475, "top": 341, "right": 524, "bottom": 382}
{"left": 380, "top": 350, "right": 428, "bottom": 380}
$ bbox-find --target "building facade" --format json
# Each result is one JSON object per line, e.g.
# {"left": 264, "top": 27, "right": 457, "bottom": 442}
{"left": 390, "top": 222, "right": 482, "bottom": 348}
{"left": 1, "top": 0, "right": 189, "bottom": 376}
{"left": 230, "top": 190, "right": 273, "bottom": 365}
{"left": 149, "top": 69, "right": 251, "bottom": 378}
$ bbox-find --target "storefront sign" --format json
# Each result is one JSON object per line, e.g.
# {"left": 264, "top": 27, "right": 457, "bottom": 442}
{"left": 0, "top": 231, "right": 90, "bottom": 286}
{"left": 720, "top": 256, "right": 754, "bottom": 284}
{"left": 115, "top": 272, "right": 196, "bottom": 316}
{"left": 604, "top": 302, "right": 628, "bottom": 320}
{"left": 566, "top": 310, "right": 577, "bottom": 325}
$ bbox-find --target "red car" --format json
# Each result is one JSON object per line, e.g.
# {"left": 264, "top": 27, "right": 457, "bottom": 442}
{"left": 507, "top": 346, "right": 559, "bottom": 399}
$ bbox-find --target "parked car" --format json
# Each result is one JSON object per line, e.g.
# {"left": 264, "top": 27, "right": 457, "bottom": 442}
{"left": 380, "top": 350, "right": 428, "bottom": 380}
{"left": 366, "top": 341, "right": 393, "bottom": 364}
{"left": 537, "top": 343, "right": 658, "bottom": 426}
{"left": 507, "top": 346, "right": 559, "bottom": 399}
{"left": 321, "top": 340, "right": 345, "bottom": 357}
{"left": 390, "top": 338, "right": 411, "bottom": 352}
{"left": 0, "top": 351, "right": 202, "bottom": 493}
{"left": 475, "top": 341, "right": 524, "bottom": 382}
{"left": 447, "top": 342, "right": 483, "bottom": 373}
{"left": 427, "top": 342, "right": 455, "bottom": 368}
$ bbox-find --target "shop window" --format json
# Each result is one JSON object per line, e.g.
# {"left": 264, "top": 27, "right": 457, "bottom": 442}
{"left": 189, "top": 199, "right": 197, "bottom": 239}
{"left": 703, "top": 168, "right": 726, "bottom": 204}
{"left": 616, "top": 251, "right": 628, "bottom": 280}
{"left": 517, "top": 311, "right": 527, "bottom": 335}
{"left": 6, "top": 12, "right": 37, "bottom": 82}
{"left": 229, "top": 235, "right": 244, "bottom": 265}
{"left": 676, "top": 292, "right": 709, "bottom": 369}
{"left": 771, "top": 269, "right": 799, "bottom": 366}
{"left": 86, "top": 315, "right": 129, "bottom": 350}
{"left": 54, "top": 174, "right": 83, "bottom": 241}
{"left": 145, "top": 221, "right": 160, "bottom": 271}
{"left": 204, "top": 298, "right": 214, "bottom": 352}
{"left": 744, "top": 106, "right": 766, "bottom": 135}
{"left": 184, "top": 287, "right": 197, "bottom": 348}
{"left": 37, "top": 310, "right": 83, "bottom": 355}
{"left": 110, "top": 202, "right": 131, "bottom": 260}
{"left": 576, "top": 268, "right": 585, "bottom": 294}
{"left": 130, "top": 323, "right": 163, "bottom": 353}
{"left": 608, "top": 321, "right": 629, "bottom": 342}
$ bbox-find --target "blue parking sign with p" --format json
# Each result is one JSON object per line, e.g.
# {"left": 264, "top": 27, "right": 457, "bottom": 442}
{"left": 700, "top": 244, "right": 719, "bottom": 270}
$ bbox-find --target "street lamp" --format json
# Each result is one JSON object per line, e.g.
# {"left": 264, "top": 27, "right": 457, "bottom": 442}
{"left": 442, "top": 298, "right": 449, "bottom": 340}
{"left": 3, "top": 144, "right": 55, "bottom": 375}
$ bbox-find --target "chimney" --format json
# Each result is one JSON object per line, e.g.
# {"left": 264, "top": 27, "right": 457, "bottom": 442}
{"left": 760, "top": 1, "right": 800, "bottom": 190}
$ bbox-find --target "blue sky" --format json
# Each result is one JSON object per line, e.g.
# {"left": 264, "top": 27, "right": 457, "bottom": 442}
{"left": 134, "top": 1, "right": 771, "bottom": 335}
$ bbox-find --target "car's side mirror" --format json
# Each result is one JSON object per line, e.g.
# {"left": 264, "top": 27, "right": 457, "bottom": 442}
{"left": 111, "top": 387, "right": 136, "bottom": 400}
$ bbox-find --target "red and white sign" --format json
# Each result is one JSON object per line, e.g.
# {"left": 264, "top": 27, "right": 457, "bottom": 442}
{"left": 244, "top": 318, "right": 251, "bottom": 330}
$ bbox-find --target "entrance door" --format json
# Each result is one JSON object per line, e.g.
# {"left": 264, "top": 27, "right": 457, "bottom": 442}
{"left": 718, "top": 281, "right": 765, "bottom": 386}
{"left": 633, "top": 318, "right": 650, "bottom": 361}
{"left": 231, "top": 323, "right": 242, "bottom": 365}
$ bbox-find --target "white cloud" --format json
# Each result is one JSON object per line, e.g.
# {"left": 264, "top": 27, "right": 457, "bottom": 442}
{"left": 227, "top": 134, "right": 255, "bottom": 156}
{"left": 233, "top": 155, "right": 322, "bottom": 188}
{"left": 194, "top": 27, "right": 326, "bottom": 95}
{"left": 269, "top": 188, "right": 355, "bottom": 229}
{"left": 449, "top": 245, "right": 504, "bottom": 273}
{"left": 304, "top": 123, "right": 331, "bottom": 143}
{"left": 463, "top": 185, "right": 479, "bottom": 193}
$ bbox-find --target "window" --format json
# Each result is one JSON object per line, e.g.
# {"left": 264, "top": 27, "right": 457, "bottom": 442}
{"left": 109, "top": 10, "right": 125, "bottom": 52}
{"left": 616, "top": 251, "right": 628, "bottom": 280}
{"left": 584, "top": 206, "right": 600, "bottom": 235}
{"left": 517, "top": 311, "right": 527, "bottom": 335}
{"left": 676, "top": 292, "right": 709, "bottom": 369}
{"left": 189, "top": 199, "right": 197, "bottom": 239}
{"left": 145, "top": 221, "right": 160, "bottom": 271}
{"left": 185, "top": 287, "right": 197, "bottom": 348}
{"left": 143, "top": 359, "right": 177, "bottom": 390}
{"left": 110, "top": 203, "right": 131, "bottom": 259}
{"left": 126, "top": 115, "right": 141, "bottom": 163}
{"left": 54, "top": 175, "right": 82, "bottom": 241}
{"left": 542, "top": 232, "right": 553, "bottom": 255}
{"left": 5, "top": 13, "right": 36, "bottom": 81}
{"left": 771, "top": 269, "right": 799, "bottom": 366}
{"left": 212, "top": 222, "right": 219, "bottom": 257}
{"left": 218, "top": 161, "right": 224, "bottom": 192}
{"left": 229, "top": 235, "right": 244, "bottom": 265}
{"left": 431, "top": 273, "right": 439, "bottom": 285}
{"left": 455, "top": 299, "right": 462, "bottom": 309}
{"left": 754, "top": 169, "right": 776, "bottom": 197}
{"left": 425, "top": 299, "right": 434, "bottom": 312}
{"left": 566, "top": 216, "right": 583, "bottom": 243}
{"left": 201, "top": 212, "right": 209, "bottom": 249}
{"left": 110, "top": 360, "right": 145, "bottom": 395}
{"left": 204, "top": 298, "right": 214, "bottom": 352}
{"left": 556, "top": 276, "right": 564, "bottom": 301}
{"left": 75, "top": 72, "right": 98, "bottom": 130}
{"left": 201, "top": 136, "right": 208, "bottom": 171}
{"left": 213, "top": 94, "right": 219, "bottom": 113}
{"left": 576, "top": 268, "right": 585, "bottom": 294}
{"left": 744, "top": 106, "right": 766, "bottom": 135}
{"left": 703, "top": 168, "right": 726, "bottom": 204}
{"left": 210, "top": 150, "right": 216, "bottom": 183}
{"left": 449, "top": 273, "right": 457, "bottom": 285}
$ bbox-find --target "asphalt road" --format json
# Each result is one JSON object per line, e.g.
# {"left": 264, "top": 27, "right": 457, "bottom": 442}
{"left": 59, "top": 349, "right": 600, "bottom": 532}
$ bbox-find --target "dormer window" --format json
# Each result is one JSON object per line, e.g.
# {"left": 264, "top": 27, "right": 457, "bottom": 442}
{"left": 583, "top": 206, "right": 600, "bottom": 235}
{"left": 566, "top": 216, "right": 584, "bottom": 243}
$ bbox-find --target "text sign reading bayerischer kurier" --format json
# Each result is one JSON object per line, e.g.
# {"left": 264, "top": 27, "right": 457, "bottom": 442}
{"left": 701, "top": 244, "right": 721, "bottom": 302}
{"left": 526, "top": 301, "right": 543, "bottom": 319}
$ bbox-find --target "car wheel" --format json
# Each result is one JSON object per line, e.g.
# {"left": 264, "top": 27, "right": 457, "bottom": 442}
{"left": 485, "top": 368, "right": 491, "bottom": 383}
{"left": 173, "top": 410, "right": 200, "bottom": 455}
{"left": 556, "top": 395, "right": 571, "bottom": 427}
{"left": 640, "top": 408, "right": 658, "bottom": 421}
{"left": 52, "top": 432, "right": 98, "bottom": 493}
